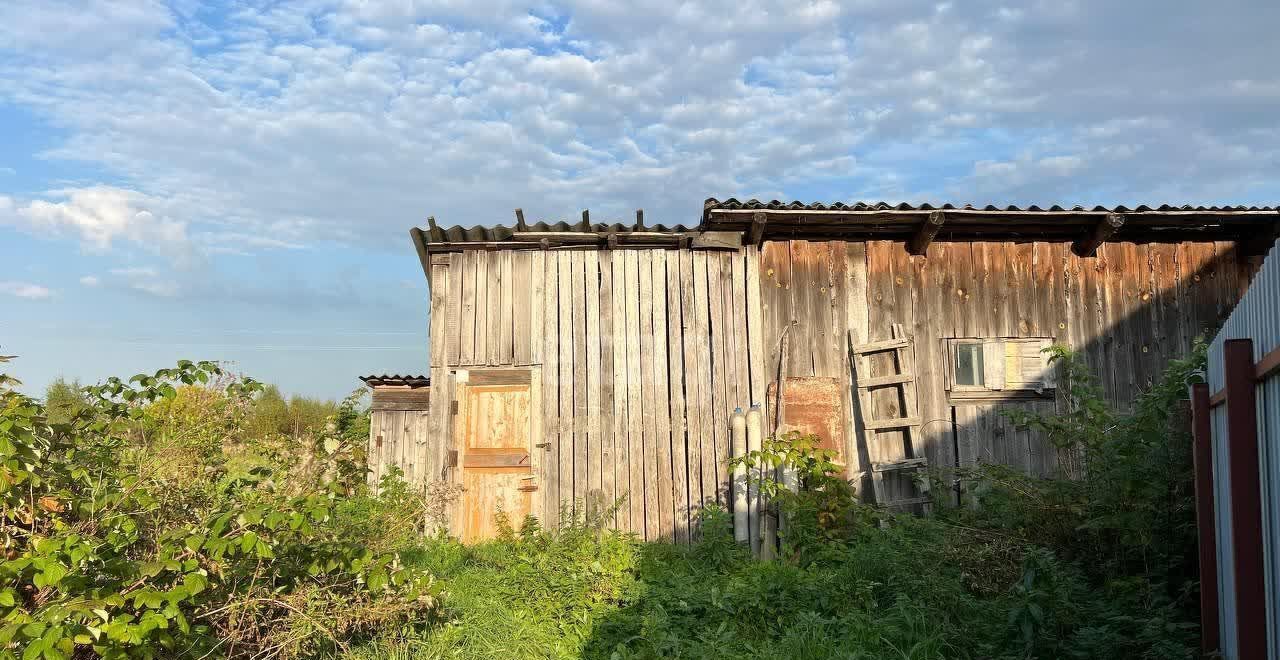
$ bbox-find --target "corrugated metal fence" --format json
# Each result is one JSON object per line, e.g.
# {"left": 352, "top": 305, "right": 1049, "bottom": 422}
{"left": 1202, "top": 239, "right": 1280, "bottom": 660}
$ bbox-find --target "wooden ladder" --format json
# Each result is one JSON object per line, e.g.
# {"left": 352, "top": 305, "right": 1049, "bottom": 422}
{"left": 851, "top": 324, "right": 932, "bottom": 514}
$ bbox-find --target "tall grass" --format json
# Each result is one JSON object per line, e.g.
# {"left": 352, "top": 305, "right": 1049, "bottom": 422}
{"left": 342, "top": 346, "right": 1205, "bottom": 660}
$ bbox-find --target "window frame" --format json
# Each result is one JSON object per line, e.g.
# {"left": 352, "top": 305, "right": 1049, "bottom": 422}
{"left": 943, "top": 337, "right": 1055, "bottom": 402}
{"left": 947, "top": 338, "right": 988, "bottom": 392}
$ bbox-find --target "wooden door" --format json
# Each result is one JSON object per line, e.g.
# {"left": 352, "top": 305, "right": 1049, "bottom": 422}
{"left": 456, "top": 372, "right": 535, "bottom": 543}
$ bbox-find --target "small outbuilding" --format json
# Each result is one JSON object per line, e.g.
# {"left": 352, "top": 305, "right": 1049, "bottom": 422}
{"left": 359, "top": 374, "right": 430, "bottom": 488}
{"left": 376, "top": 199, "right": 1278, "bottom": 543}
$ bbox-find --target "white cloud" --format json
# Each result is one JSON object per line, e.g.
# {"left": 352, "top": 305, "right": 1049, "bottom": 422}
{"left": 79, "top": 275, "right": 100, "bottom": 287}
{"left": 107, "top": 266, "right": 180, "bottom": 297}
{"left": 8, "top": 186, "right": 188, "bottom": 253}
{"left": 0, "top": 0, "right": 1276, "bottom": 264}
{"left": 0, "top": 281, "right": 54, "bottom": 300}
{"left": 1038, "top": 155, "right": 1085, "bottom": 177}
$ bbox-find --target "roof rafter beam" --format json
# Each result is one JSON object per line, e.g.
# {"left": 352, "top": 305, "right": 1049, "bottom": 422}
{"left": 907, "top": 210, "right": 946, "bottom": 256}
{"left": 749, "top": 211, "right": 768, "bottom": 246}
{"left": 1072, "top": 213, "right": 1125, "bottom": 257}
{"left": 1238, "top": 212, "right": 1280, "bottom": 256}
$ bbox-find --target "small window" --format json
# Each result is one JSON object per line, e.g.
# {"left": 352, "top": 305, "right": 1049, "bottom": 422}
{"left": 954, "top": 343, "right": 984, "bottom": 387}
{"left": 946, "top": 337, "right": 1054, "bottom": 400}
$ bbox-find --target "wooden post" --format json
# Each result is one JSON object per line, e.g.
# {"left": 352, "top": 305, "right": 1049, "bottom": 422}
{"left": 1223, "top": 338, "right": 1266, "bottom": 660}
{"left": 731, "top": 409, "right": 748, "bottom": 544}
{"left": 749, "top": 212, "right": 767, "bottom": 246}
{"left": 1071, "top": 213, "right": 1124, "bottom": 257}
{"left": 1189, "top": 382, "right": 1220, "bottom": 657}
{"left": 759, "top": 510, "right": 777, "bottom": 562}
{"left": 745, "top": 406, "right": 763, "bottom": 557}
{"left": 906, "top": 211, "right": 945, "bottom": 256}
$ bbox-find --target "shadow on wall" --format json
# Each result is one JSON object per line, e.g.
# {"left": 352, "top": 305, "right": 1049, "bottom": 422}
{"left": 849, "top": 240, "right": 1255, "bottom": 509}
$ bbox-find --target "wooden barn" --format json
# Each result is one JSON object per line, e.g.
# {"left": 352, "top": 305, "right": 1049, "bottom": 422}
{"left": 371, "top": 198, "right": 1278, "bottom": 544}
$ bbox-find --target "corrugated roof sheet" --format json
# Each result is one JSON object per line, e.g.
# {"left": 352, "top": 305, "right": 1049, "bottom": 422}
{"left": 702, "top": 197, "right": 1280, "bottom": 214}
{"left": 409, "top": 199, "right": 1279, "bottom": 261}
{"left": 419, "top": 215, "right": 695, "bottom": 244}
{"left": 360, "top": 374, "right": 430, "bottom": 388}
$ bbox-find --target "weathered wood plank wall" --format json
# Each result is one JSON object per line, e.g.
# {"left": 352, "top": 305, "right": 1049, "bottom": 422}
{"left": 367, "top": 392, "right": 431, "bottom": 490}
{"left": 760, "top": 239, "right": 1250, "bottom": 500}
{"left": 413, "top": 238, "right": 1250, "bottom": 538}
{"left": 426, "top": 247, "right": 768, "bottom": 542}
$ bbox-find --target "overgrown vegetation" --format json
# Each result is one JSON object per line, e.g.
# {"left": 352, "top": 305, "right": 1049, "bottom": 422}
{"left": 2, "top": 345, "right": 1205, "bottom": 659}
{"left": 345, "top": 345, "right": 1207, "bottom": 660}
{"left": 1, "top": 358, "right": 437, "bottom": 659}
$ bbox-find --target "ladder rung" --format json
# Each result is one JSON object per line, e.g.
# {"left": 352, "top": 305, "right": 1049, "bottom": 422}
{"left": 863, "top": 416, "right": 921, "bottom": 431}
{"left": 857, "top": 373, "right": 914, "bottom": 388}
{"left": 851, "top": 338, "right": 910, "bottom": 354}
{"left": 871, "top": 458, "right": 929, "bottom": 473}
{"left": 884, "top": 496, "right": 932, "bottom": 507}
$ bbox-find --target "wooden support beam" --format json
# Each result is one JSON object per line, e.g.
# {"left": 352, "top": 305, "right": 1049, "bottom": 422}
{"left": 749, "top": 211, "right": 768, "bottom": 246}
{"left": 1258, "top": 345, "right": 1280, "bottom": 382}
{"left": 1072, "top": 213, "right": 1125, "bottom": 257}
{"left": 907, "top": 210, "right": 945, "bottom": 256}
{"left": 1207, "top": 344, "right": 1280, "bottom": 406}
{"left": 514, "top": 208, "right": 528, "bottom": 231}
{"left": 606, "top": 232, "right": 619, "bottom": 250}
{"left": 635, "top": 209, "right": 645, "bottom": 229}
{"left": 581, "top": 209, "right": 590, "bottom": 229}
{"left": 1224, "top": 339, "right": 1267, "bottom": 660}
{"left": 1237, "top": 218, "right": 1279, "bottom": 257}
{"left": 1190, "top": 382, "right": 1220, "bottom": 657}
{"left": 689, "top": 231, "right": 743, "bottom": 250}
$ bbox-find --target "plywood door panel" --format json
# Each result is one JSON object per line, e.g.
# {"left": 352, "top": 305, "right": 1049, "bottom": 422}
{"left": 458, "top": 381, "right": 534, "bottom": 543}
{"left": 460, "top": 468, "right": 533, "bottom": 542}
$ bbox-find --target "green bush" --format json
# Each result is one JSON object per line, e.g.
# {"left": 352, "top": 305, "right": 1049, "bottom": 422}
{"left": 947, "top": 343, "right": 1206, "bottom": 659}
{"left": 339, "top": 344, "right": 1203, "bottom": 660}
{"left": 0, "top": 360, "right": 437, "bottom": 659}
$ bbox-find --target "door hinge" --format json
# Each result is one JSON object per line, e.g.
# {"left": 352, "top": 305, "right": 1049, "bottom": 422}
{"left": 535, "top": 442, "right": 551, "bottom": 450}
{"left": 450, "top": 400, "right": 459, "bottom": 415}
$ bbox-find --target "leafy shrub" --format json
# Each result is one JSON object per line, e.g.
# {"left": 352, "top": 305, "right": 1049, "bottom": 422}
{"left": 728, "top": 430, "right": 882, "bottom": 560}
{"left": 947, "top": 344, "right": 1206, "bottom": 658}
{"left": 0, "top": 360, "right": 437, "bottom": 659}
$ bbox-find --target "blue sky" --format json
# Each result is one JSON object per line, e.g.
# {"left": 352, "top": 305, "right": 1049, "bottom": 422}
{"left": 2, "top": 0, "right": 1278, "bottom": 400}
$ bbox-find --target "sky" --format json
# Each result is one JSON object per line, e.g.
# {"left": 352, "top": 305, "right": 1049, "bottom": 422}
{"left": 1, "top": 0, "right": 1278, "bottom": 400}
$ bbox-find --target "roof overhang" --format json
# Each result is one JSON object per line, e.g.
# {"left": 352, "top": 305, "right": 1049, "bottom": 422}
{"left": 702, "top": 198, "right": 1280, "bottom": 253}
{"left": 408, "top": 199, "right": 1280, "bottom": 278}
